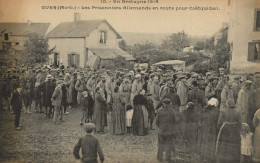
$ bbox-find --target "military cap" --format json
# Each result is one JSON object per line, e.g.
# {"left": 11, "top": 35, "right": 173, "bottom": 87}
{"left": 162, "top": 98, "right": 172, "bottom": 104}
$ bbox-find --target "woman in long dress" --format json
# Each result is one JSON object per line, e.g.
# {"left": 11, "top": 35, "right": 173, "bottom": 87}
{"left": 68, "top": 73, "right": 77, "bottom": 108}
{"left": 216, "top": 99, "right": 241, "bottom": 163}
{"left": 253, "top": 108, "right": 260, "bottom": 162}
{"left": 182, "top": 102, "right": 201, "bottom": 155}
{"left": 199, "top": 98, "right": 219, "bottom": 162}
{"left": 132, "top": 89, "right": 149, "bottom": 136}
{"left": 111, "top": 86, "right": 126, "bottom": 135}
{"left": 93, "top": 87, "right": 107, "bottom": 134}
{"left": 119, "top": 76, "right": 132, "bottom": 105}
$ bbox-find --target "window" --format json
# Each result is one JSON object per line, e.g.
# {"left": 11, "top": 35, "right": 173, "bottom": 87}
{"left": 255, "top": 9, "right": 260, "bottom": 31}
{"left": 68, "top": 53, "right": 80, "bottom": 68}
{"left": 4, "top": 33, "right": 9, "bottom": 40}
{"left": 99, "top": 31, "right": 106, "bottom": 44}
{"left": 15, "top": 42, "right": 19, "bottom": 45}
{"left": 248, "top": 42, "right": 260, "bottom": 62}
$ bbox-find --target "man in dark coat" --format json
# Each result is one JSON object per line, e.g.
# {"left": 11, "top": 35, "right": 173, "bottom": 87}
{"left": 188, "top": 81, "right": 207, "bottom": 113}
{"left": 27, "top": 69, "right": 36, "bottom": 104}
{"left": 22, "top": 78, "right": 32, "bottom": 114}
{"left": 52, "top": 80, "right": 64, "bottom": 124}
{"left": 73, "top": 123, "right": 104, "bottom": 163}
{"left": 42, "top": 75, "right": 55, "bottom": 118}
{"left": 10, "top": 83, "right": 23, "bottom": 130}
{"left": 156, "top": 98, "right": 179, "bottom": 163}
{"left": 35, "top": 69, "right": 45, "bottom": 113}
{"left": 156, "top": 87, "right": 180, "bottom": 111}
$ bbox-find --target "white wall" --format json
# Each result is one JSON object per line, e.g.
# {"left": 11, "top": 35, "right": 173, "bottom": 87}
{"left": 228, "top": 0, "right": 260, "bottom": 73}
{"left": 85, "top": 22, "right": 120, "bottom": 49}
{"left": 49, "top": 38, "right": 86, "bottom": 67}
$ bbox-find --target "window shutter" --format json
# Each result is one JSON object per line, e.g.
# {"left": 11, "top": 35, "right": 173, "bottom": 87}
{"left": 104, "top": 32, "right": 107, "bottom": 44}
{"left": 68, "top": 54, "right": 71, "bottom": 67}
{"left": 76, "top": 54, "right": 80, "bottom": 67}
{"left": 248, "top": 42, "right": 255, "bottom": 62}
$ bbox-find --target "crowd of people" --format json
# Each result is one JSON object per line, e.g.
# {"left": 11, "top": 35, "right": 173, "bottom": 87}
{"left": 0, "top": 65, "right": 260, "bottom": 163}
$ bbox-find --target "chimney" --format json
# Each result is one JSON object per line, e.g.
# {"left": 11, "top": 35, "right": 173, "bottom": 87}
{"left": 74, "top": 13, "right": 81, "bottom": 22}
{"left": 27, "top": 20, "right": 32, "bottom": 26}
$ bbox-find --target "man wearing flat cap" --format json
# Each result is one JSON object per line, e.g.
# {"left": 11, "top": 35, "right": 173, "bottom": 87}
{"left": 73, "top": 123, "right": 104, "bottom": 163}
{"left": 236, "top": 80, "right": 253, "bottom": 124}
{"left": 177, "top": 75, "right": 188, "bottom": 112}
{"left": 51, "top": 80, "right": 64, "bottom": 124}
{"left": 205, "top": 77, "right": 217, "bottom": 101}
{"left": 150, "top": 76, "right": 161, "bottom": 109}
{"left": 35, "top": 69, "right": 45, "bottom": 113}
{"left": 231, "top": 75, "right": 241, "bottom": 104}
{"left": 42, "top": 75, "right": 56, "bottom": 118}
{"left": 75, "top": 73, "right": 87, "bottom": 106}
{"left": 156, "top": 98, "right": 178, "bottom": 163}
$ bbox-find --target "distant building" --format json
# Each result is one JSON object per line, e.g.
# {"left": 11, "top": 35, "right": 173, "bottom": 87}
{"left": 228, "top": 0, "right": 260, "bottom": 73}
{"left": 0, "top": 21, "right": 50, "bottom": 52}
{"left": 213, "top": 22, "right": 228, "bottom": 46}
{"left": 47, "top": 13, "right": 136, "bottom": 68}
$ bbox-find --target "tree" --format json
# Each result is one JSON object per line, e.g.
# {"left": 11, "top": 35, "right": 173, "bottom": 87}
{"left": 211, "top": 28, "right": 230, "bottom": 70}
{"left": 194, "top": 41, "right": 205, "bottom": 51}
{"left": 21, "top": 33, "right": 55, "bottom": 67}
{"left": 0, "top": 48, "right": 20, "bottom": 67}
{"left": 119, "top": 40, "right": 127, "bottom": 51}
{"left": 161, "top": 31, "right": 190, "bottom": 52}
{"left": 205, "top": 36, "right": 215, "bottom": 51}
{"left": 130, "top": 41, "right": 158, "bottom": 63}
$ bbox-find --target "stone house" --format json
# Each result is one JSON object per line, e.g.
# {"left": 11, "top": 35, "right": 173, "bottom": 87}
{"left": 47, "top": 13, "right": 135, "bottom": 68}
{"left": 0, "top": 21, "right": 50, "bottom": 52}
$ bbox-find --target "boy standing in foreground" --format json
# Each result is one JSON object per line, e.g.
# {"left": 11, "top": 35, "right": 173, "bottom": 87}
{"left": 11, "top": 83, "right": 23, "bottom": 130}
{"left": 73, "top": 123, "right": 105, "bottom": 163}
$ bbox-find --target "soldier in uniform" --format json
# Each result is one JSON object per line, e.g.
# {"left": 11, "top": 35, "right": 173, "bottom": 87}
{"left": 35, "top": 69, "right": 45, "bottom": 113}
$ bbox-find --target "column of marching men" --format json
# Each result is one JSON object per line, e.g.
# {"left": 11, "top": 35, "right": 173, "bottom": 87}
{"left": 0, "top": 66, "right": 260, "bottom": 163}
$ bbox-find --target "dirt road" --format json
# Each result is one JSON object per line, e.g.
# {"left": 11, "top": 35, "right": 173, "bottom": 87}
{"left": 0, "top": 108, "right": 159, "bottom": 163}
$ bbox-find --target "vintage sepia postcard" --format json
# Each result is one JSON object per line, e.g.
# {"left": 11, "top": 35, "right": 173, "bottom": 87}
{"left": 0, "top": 0, "right": 260, "bottom": 162}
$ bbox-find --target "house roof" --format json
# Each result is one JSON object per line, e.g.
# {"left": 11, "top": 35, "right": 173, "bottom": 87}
{"left": 113, "top": 48, "right": 136, "bottom": 61}
{"left": 89, "top": 48, "right": 116, "bottom": 59}
{"left": 89, "top": 48, "right": 136, "bottom": 61}
{"left": 47, "top": 19, "right": 122, "bottom": 39}
{"left": 0, "top": 22, "right": 50, "bottom": 36}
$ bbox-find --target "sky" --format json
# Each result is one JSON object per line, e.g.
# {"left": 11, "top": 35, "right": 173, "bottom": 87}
{"left": 0, "top": 0, "right": 229, "bottom": 36}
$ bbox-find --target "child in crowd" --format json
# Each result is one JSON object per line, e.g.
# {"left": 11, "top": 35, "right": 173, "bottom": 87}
{"left": 11, "top": 83, "right": 23, "bottom": 130}
{"left": 80, "top": 91, "right": 94, "bottom": 125}
{"left": 125, "top": 104, "right": 133, "bottom": 133}
{"left": 241, "top": 123, "right": 253, "bottom": 163}
{"left": 73, "top": 123, "right": 104, "bottom": 163}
